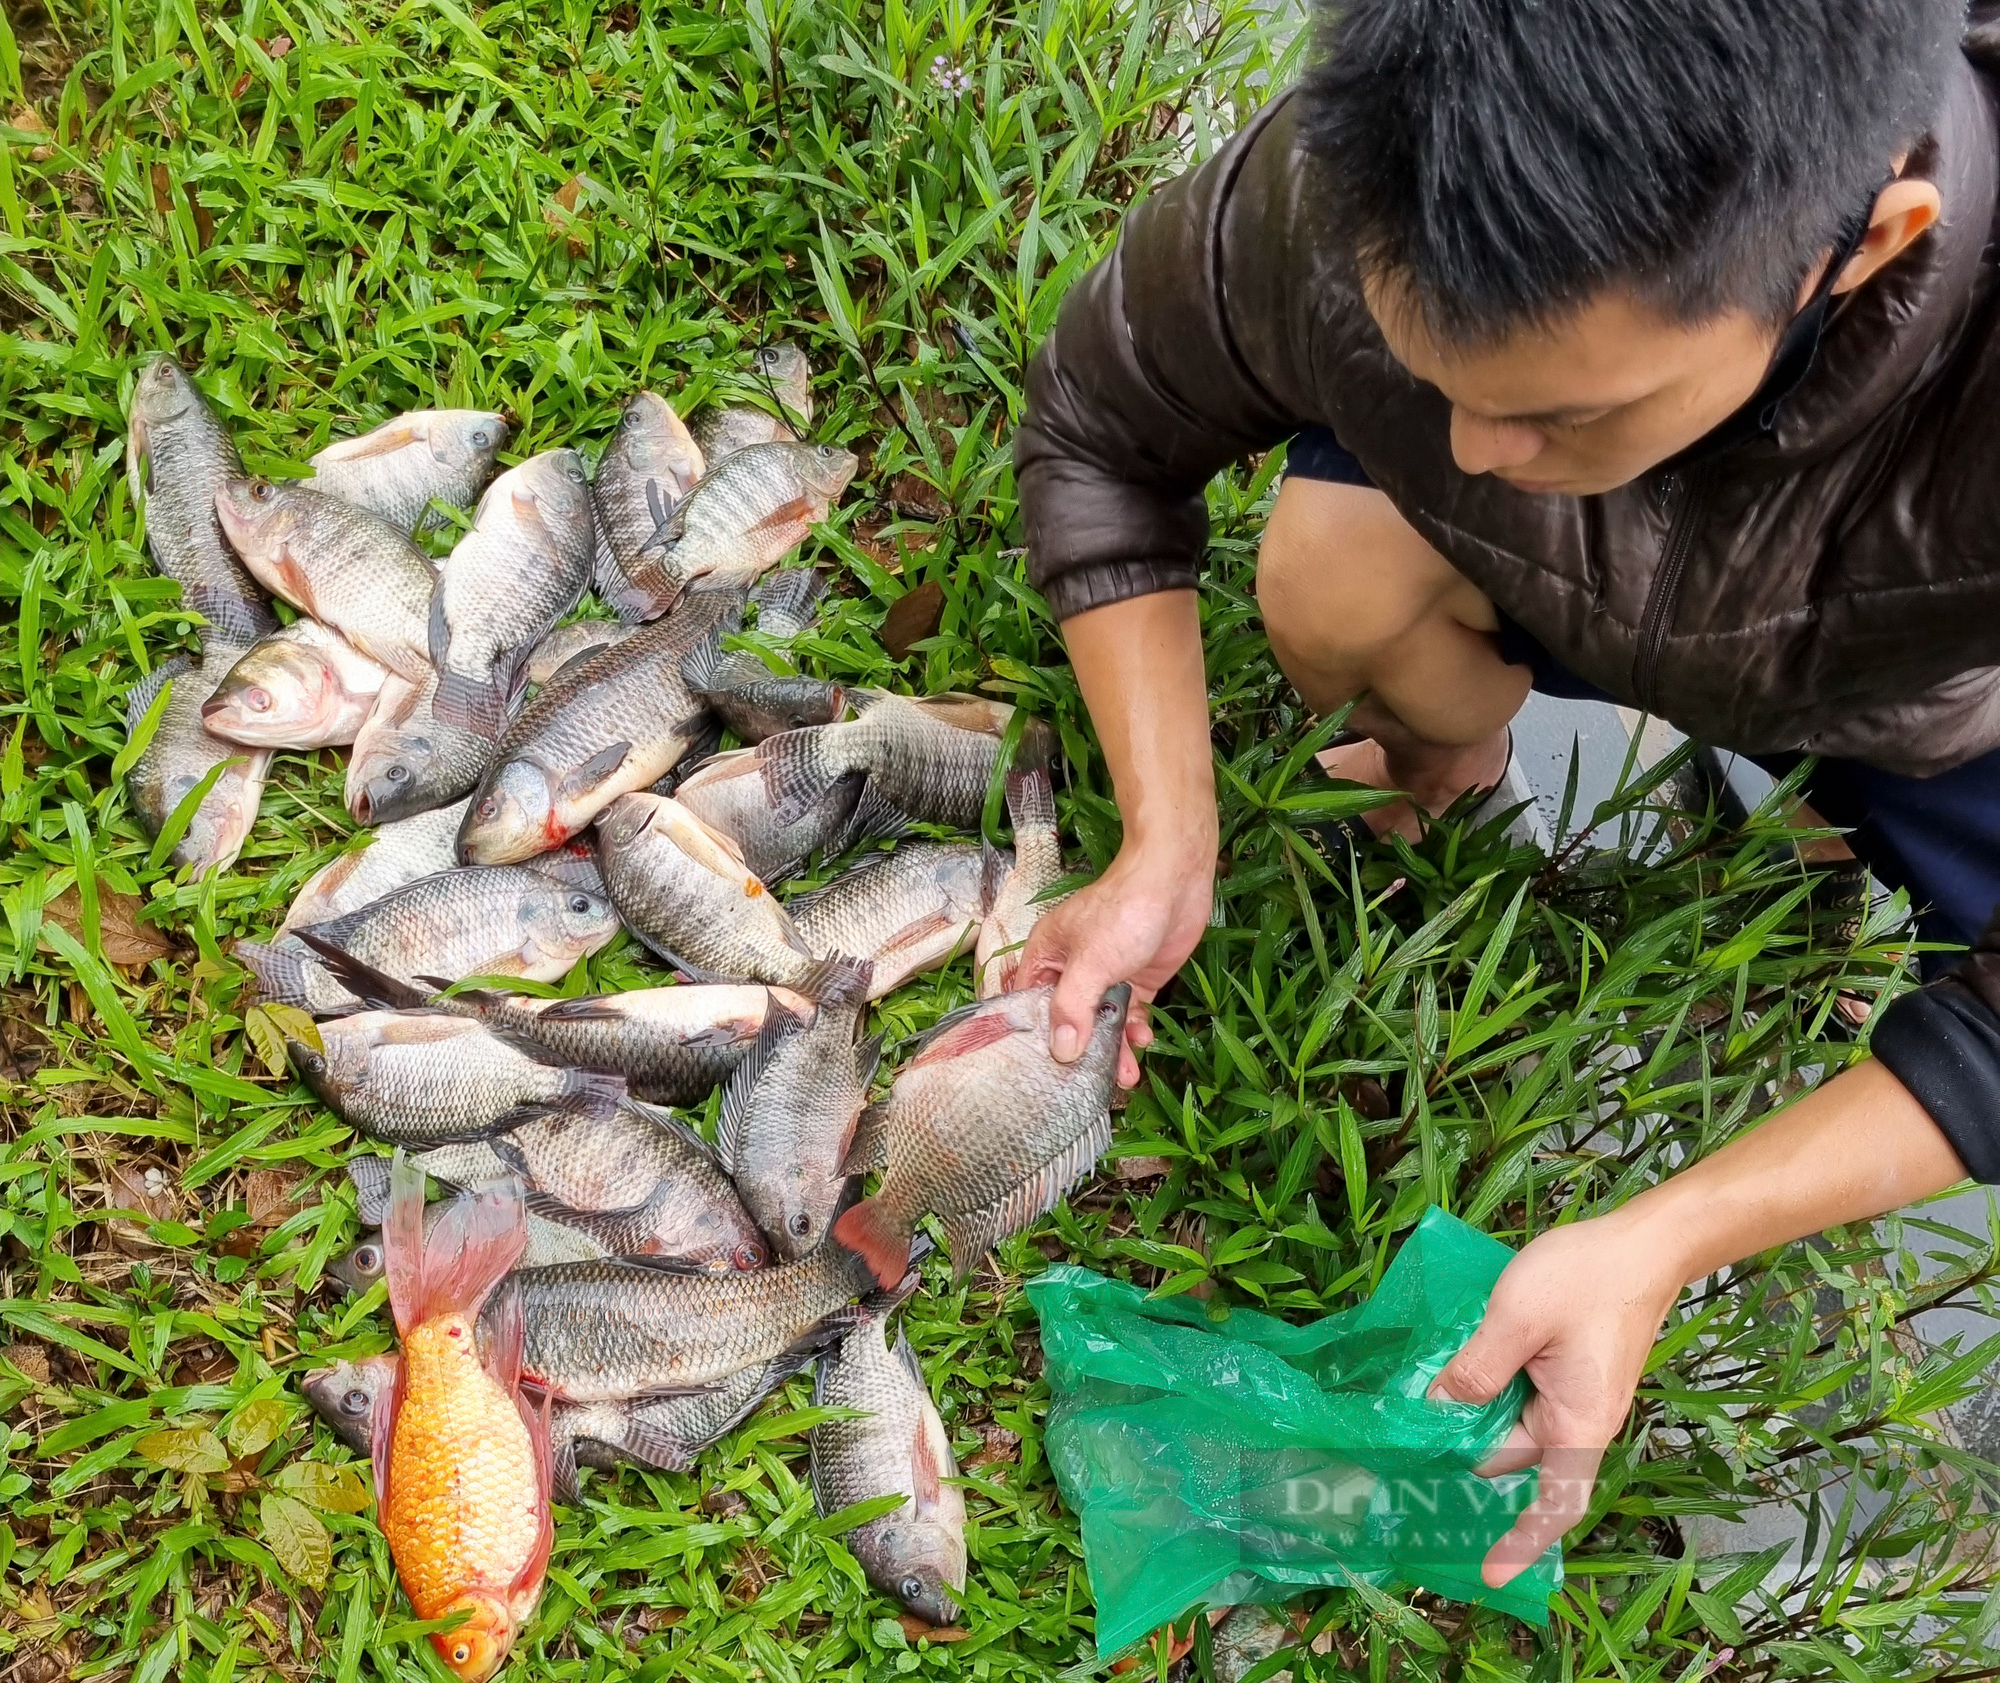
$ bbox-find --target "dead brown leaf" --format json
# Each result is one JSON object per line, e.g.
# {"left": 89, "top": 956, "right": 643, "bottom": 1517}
{"left": 1113, "top": 1154, "right": 1171, "bottom": 1182}
{"left": 244, "top": 1168, "right": 301, "bottom": 1227}
{"left": 899, "top": 1615, "right": 970, "bottom": 1642}
{"left": 42, "top": 885, "right": 178, "bottom": 968}
{"left": 887, "top": 472, "right": 950, "bottom": 521}
{"left": 3, "top": 1342, "right": 51, "bottom": 1384}
{"left": 11, "top": 106, "right": 54, "bottom": 162}
{"left": 881, "top": 580, "right": 946, "bottom": 660}
{"left": 964, "top": 1421, "right": 1020, "bottom": 1468}
{"left": 151, "top": 160, "right": 174, "bottom": 216}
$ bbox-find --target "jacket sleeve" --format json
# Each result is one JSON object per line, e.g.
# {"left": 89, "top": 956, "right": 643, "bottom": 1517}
{"left": 1871, "top": 915, "right": 2000, "bottom": 1181}
{"left": 1015, "top": 95, "right": 1314, "bottom": 622}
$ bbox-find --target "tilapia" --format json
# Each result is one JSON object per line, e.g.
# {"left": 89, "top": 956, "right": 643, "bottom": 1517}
{"left": 513, "top": 1238, "right": 904, "bottom": 1402}
{"left": 680, "top": 571, "right": 844, "bottom": 744}
{"left": 811, "top": 1287, "right": 966, "bottom": 1627}
{"left": 594, "top": 792, "right": 870, "bottom": 1002}
{"left": 308, "top": 1330, "right": 819, "bottom": 1504}
{"left": 790, "top": 842, "right": 1000, "bottom": 1000}
{"left": 431, "top": 450, "right": 597, "bottom": 737}
{"left": 348, "top": 670, "right": 507, "bottom": 827}
{"left": 759, "top": 691, "right": 1053, "bottom": 832}
{"left": 671, "top": 749, "right": 864, "bottom": 884}
{"left": 379, "top": 1166, "right": 550, "bottom": 1683}
{"left": 124, "top": 652, "right": 271, "bottom": 875}
{"left": 527, "top": 619, "right": 639, "bottom": 687}
{"left": 607, "top": 441, "right": 857, "bottom": 621}
{"left": 306, "top": 409, "right": 509, "bottom": 533}
{"left": 976, "top": 768, "right": 1065, "bottom": 998}
{"left": 202, "top": 619, "right": 389, "bottom": 749}
{"left": 447, "top": 984, "right": 808, "bottom": 1105}
{"left": 833, "top": 983, "right": 1128, "bottom": 1286}
{"left": 720, "top": 1002, "right": 879, "bottom": 1260}
{"left": 236, "top": 867, "right": 619, "bottom": 1013}
{"left": 692, "top": 343, "right": 815, "bottom": 463}
{"left": 287, "top": 1003, "right": 624, "bottom": 1143}
{"left": 212, "top": 479, "right": 437, "bottom": 681}
{"left": 279, "top": 799, "right": 469, "bottom": 933}
{"left": 456, "top": 590, "right": 739, "bottom": 865}
{"left": 549, "top": 1345, "right": 818, "bottom": 1502}
{"left": 301, "top": 1353, "right": 400, "bottom": 1456}
{"left": 592, "top": 392, "right": 705, "bottom": 607}
{"left": 327, "top": 1209, "right": 613, "bottom": 1297}
{"left": 125, "top": 356, "right": 277, "bottom": 646}
{"left": 406, "top": 1099, "right": 767, "bottom": 1273}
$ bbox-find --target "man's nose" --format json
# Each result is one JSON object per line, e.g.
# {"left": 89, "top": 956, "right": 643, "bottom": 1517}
{"left": 1450, "top": 409, "right": 1546, "bottom": 476}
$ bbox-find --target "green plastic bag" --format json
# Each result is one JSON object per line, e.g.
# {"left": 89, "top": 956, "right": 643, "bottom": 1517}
{"left": 1025, "top": 1206, "right": 1562, "bottom": 1655}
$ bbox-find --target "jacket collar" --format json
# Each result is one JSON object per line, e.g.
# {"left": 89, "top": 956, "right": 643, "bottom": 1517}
{"left": 1755, "top": 53, "right": 1999, "bottom": 467}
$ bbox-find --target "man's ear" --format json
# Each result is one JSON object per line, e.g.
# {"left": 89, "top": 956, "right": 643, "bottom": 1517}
{"left": 1830, "top": 177, "right": 1944, "bottom": 296}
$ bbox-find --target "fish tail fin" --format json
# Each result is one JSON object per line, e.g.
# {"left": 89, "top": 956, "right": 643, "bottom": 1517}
{"left": 233, "top": 938, "right": 313, "bottom": 1011}
{"left": 554, "top": 1067, "right": 630, "bottom": 1115}
{"left": 756, "top": 726, "right": 844, "bottom": 824}
{"left": 1004, "top": 763, "right": 1058, "bottom": 837}
{"left": 347, "top": 1154, "right": 393, "bottom": 1226}
{"left": 430, "top": 666, "right": 512, "bottom": 741}
{"left": 830, "top": 1192, "right": 911, "bottom": 1290}
{"left": 382, "top": 1152, "right": 527, "bottom": 1340}
{"left": 793, "top": 953, "right": 872, "bottom": 1006}
{"left": 291, "top": 930, "right": 430, "bottom": 1009}
{"left": 750, "top": 566, "right": 827, "bottom": 638}
{"left": 605, "top": 1414, "right": 699, "bottom": 1475}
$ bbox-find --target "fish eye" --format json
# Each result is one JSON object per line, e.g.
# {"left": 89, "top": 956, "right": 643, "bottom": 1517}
{"left": 354, "top": 1244, "right": 380, "bottom": 1269}
{"left": 1098, "top": 998, "right": 1121, "bottom": 1019}
{"left": 757, "top": 349, "right": 779, "bottom": 367}
{"left": 341, "top": 1387, "right": 369, "bottom": 1416}
{"left": 788, "top": 1212, "right": 812, "bottom": 1239}
{"left": 567, "top": 893, "right": 591, "bottom": 914}
{"left": 733, "top": 1241, "right": 764, "bottom": 1269}
{"left": 478, "top": 797, "right": 499, "bottom": 820}
{"left": 245, "top": 686, "right": 271, "bottom": 713}
{"left": 249, "top": 480, "right": 275, "bottom": 502}
{"left": 900, "top": 1575, "right": 925, "bottom": 1604}
{"left": 817, "top": 446, "right": 837, "bottom": 460}
{"left": 451, "top": 1645, "right": 470, "bottom": 1665}
{"left": 470, "top": 428, "right": 490, "bottom": 447}
{"left": 386, "top": 764, "right": 409, "bottom": 783}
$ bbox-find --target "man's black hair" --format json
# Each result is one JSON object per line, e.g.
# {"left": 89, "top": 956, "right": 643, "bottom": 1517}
{"left": 1300, "top": 0, "right": 1966, "bottom": 345}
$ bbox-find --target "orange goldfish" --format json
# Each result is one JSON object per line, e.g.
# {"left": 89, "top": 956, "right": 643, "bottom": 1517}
{"left": 373, "top": 1157, "right": 552, "bottom": 1682}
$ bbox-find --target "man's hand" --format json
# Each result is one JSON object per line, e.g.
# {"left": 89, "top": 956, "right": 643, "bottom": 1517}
{"left": 1023, "top": 588, "right": 1218, "bottom": 1082}
{"left": 1427, "top": 1212, "right": 1684, "bottom": 1585}
{"left": 1018, "top": 839, "right": 1215, "bottom": 1087}
{"left": 1425, "top": 1057, "right": 1969, "bottom": 1586}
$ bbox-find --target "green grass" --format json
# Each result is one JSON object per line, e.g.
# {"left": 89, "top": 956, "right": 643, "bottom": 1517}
{"left": 6, "top": 2, "right": 2000, "bottom": 1679}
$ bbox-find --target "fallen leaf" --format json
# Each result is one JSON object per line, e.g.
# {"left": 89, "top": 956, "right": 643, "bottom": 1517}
{"left": 136, "top": 1426, "right": 231, "bottom": 1475}
{"left": 3, "top": 1342, "right": 51, "bottom": 1384}
{"left": 244, "top": 1168, "right": 301, "bottom": 1226}
{"left": 107, "top": 1161, "right": 178, "bottom": 1222}
{"left": 151, "top": 161, "right": 174, "bottom": 216}
{"left": 699, "top": 1487, "right": 748, "bottom": 1518}
{"left": 964, "top": 1421, "right": 1020, "bottom": 1468}
{"left": 265, "top": 34, "right": 294, "bottom": 57}
{"left": 552, "top": 174, "right": 583, "bottom": 213}
{"left": 261, "top": 1492, "right": 331, "bottom": 1588}
{"left": 41, "top": 886, "right": 177, "bottom": 967}
{"left": 11, "top": 106, "right": 54, "bottom": 163}
{"left": 184, "top": 186, "right": 216, "bottom": 249}
{"left": 1112, "top": 1154, "right": 1171, "bottom": 1182}
{"left": 272, "top": 1459, "right": 370, "bottom": 1514}
{"left": 881, "top": 580, "right": 946, "bottom": 660}
{"left": 898, "top": 1616, "right": 970, "bottom": 1642}
{"left": 887, "top": 472, "right": 950, "bottom": 521}
{"left": 227, "top": 1397, "right": 291, "bottom": 1457}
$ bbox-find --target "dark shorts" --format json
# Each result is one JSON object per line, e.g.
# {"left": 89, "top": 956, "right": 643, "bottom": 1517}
{"left": 1283, "top": 425, "right": 2000, "bottom": 957}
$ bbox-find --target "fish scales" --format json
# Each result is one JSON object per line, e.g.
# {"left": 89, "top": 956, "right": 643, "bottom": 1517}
{"left": 592, "top": 392, "right": 705, "bottom": 609}
{"left": 124, "top": 650, "right": 272, "bottom": 874}
{"left": 789, "top": 841, "right": 998, "bottom": 1000}
{"left": 513, "top": 1243, "right": 871, "bottom": 1400}
{"left": 307, "top": 409, "right": 508, "bottom": 533}
{"left": 456, "top": 590, "right": 739, "bottom": 864}
{"left": 125, "top": 357, "right": 277, "bottom": 647}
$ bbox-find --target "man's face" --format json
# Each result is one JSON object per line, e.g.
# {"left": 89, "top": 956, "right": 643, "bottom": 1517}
{"left": 1363, "top": 273, "right": 1784, "bottom": 496}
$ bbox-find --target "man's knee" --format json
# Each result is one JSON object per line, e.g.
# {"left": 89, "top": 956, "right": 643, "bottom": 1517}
{"left": 1255, "top": 479, "right": 1464, "bottom": 665}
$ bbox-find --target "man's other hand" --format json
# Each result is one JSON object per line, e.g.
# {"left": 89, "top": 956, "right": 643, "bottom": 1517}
{"left": 1427, "top": 1213, "right": 1685, "bottom": 1585}
{"left": 1017, "top": 839, "right": 1215, "bottom": 1088}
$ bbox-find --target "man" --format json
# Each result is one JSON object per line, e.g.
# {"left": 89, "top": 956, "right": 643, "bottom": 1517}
{"left": 1013, "top": 0, "right": 2000, "bottom": 1587}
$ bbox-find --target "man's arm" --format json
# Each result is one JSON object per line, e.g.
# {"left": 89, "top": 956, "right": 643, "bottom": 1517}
{"left": 1435, "top": 1056, "right": 1969, "bottom": 1585}
{"left": 1017, "top": 591, "right": 1218, "bottom": 1082}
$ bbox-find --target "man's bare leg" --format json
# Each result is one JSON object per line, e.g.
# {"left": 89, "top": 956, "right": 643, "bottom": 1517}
{"left": 1256, "top": 478, "right": 1530, "bottom": 840}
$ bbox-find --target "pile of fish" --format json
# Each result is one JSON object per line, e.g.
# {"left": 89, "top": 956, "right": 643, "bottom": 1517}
{"left": 122, "top": 349, "right": 1126, "bottom": 1676}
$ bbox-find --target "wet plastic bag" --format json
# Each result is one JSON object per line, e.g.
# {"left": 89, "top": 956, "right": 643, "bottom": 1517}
{"left": 1025, "top": 1206, "right": 1562, "bottom": 1655}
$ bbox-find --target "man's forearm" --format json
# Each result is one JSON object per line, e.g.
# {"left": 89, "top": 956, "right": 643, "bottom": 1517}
{"left": 1062, "top": 590, "right": 1219, "bottom": 863}
{"left": 1615, "top": 1059, "right": 1968, "bottom": 1286}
